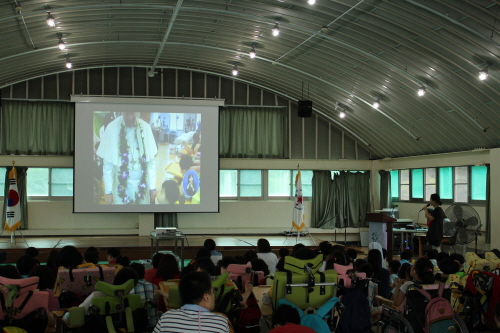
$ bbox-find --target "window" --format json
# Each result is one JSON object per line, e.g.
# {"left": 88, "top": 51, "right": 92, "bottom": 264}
{"left": 292, "top": 170, "right": 313, "bottom": 197}
{"left": 268, "top": 170, "right": 291, "bottom": 197}
{"left": 239, "top": 170, "right": 262, "bottom": 197}
{"left": 51, "top": 168, "right": 74, "bottom": 196}
{"left": 454, "top": 166, "right": 468, "bottom": 203}
{"left": 390, "top": 170, "right": 399, "bottom": 200}
{"left": 27, "top": 167, "right": 73, "bottom": 198}
{"left": 0, "top": 172, "right": 5, "bottom": 196}
{"left": 27, "top": 168, "right": 49, "bottom": 196}
{"left": 471, "top": 166, "right": 487, "bottom": 201}
{"left": 425, "top": 168, "right": 436, "bottom": 200}
{"left": 220, "top": 170, "right": 237, "bottom": 198}
{"left": 400, "top": 169, "right": 410, "bottom": 200}
{"left": 439, "top": 167, "right": 453, "bottom": 200}
{"left": 411, "top": 169, "right": 423, "bottom": 199}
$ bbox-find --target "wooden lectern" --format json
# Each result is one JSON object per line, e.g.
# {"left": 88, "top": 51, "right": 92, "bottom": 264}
{"left": 365, "top": 212, "right": 397, "bottom": 261}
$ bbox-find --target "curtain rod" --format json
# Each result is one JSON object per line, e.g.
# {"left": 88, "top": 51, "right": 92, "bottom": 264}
{"left": 222, "top": 105, "right": 286, "bottom": 108}
{"left": 3, "top": 98, "right": 72, "bottom": 103}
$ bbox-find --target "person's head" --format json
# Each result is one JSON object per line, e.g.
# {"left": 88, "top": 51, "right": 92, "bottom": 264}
{"left": 29, "top": 265, "right": 55, "bottom": 290}
{"left": 272, "top": 304, "right": 301, "bottom": 327}
{"left": 179, "top": 154, "right": 194, "bottom": 171}
{"left": 204, "top": 239, "right": 216, "bottom": 251}
{"left": 107, "top": 248, "right": 121, "bottom": 261}
{"left": 358, "top": 263, "right": 374, "bottom": 278}
{"left": 430, "top": 193, "right": 442, "bottom": 206}
{"left": 398, "top": 263, "right": 412, "bottom": 280}
{"left": 367, "top": 249, "right": 383, "bottom": 278}
{"left": 195, "top": 257, "right": 217, "bottom": 276}
{"left": 217, "top": 256, "right": 237, "bottom": 274}
{"left": 346, "top": 248, "right": 358, "bottom": 262}
{"left": 234, "top": 255, "right": 246, "bottom": 265}
{"left": 244, "top": 250, "right": 258, "bottom": 263}
{"left": 293, "top": 248, "right": 316, "bottom": 261}
{"left": 59, "top": 246, "right": 83, "bottom": 269}
{"left": 354, "top": 259, "right": 366, "bottom": 272}
{"left": 278, "top": 248, "right": 289, "bottom": 259}
{"left": 436, "top": 252, "right": 450, "bottom": 264}
{"left": 196, "top": 247, "right": 211, "bottom": 259}
{"left": 0, "top": 265, "right": 22, "bottom": 279}
{"left": 16, "top": 255, "right": 35, "bottom": 276}
{"left": 152, "top": 252, "right": 164, "bottom": 269}
{"left": 400, "top": 249, "right": 414, "bottom": 262}
{"left": 179, "top": 271, "right": 215, "bottom": 310}
{"left": 25, "top": 247, "right": 39, "bottom": 259}
{"left": 331, "top": 245, "right": 346, "bottom": 253}
{"left": 129, "top": 262, "right": 146, "bottom": 279}
{"left": 425, "top": 249, "right": 438, "bottom": 260}
{"left": 388, "top": 260, "right": 401, "bottom": 275}
{"left": 84, "top": 247, "right": 100, "bottom": 265}
{"left": 412, "top": 257, "right": 435, "bottom": 284}
{"left": 45, "top": 249, "right": 60, "bottom": 275}
{"left": 257, "top": 238, "right": 271, "bottom": 253}
{"left": 122, "top": 112, "right": 137, "bottom": 128}
{"left": 449, "top": 253, "right": 465, "bottom": 265}
{"left": 113, "top": 266, "right": 139, "bottom": 286}
{"left": 116, "top": 255, "right": 130, "bottom": 267}
{"left": 156, "top": 254, "right": 180, "bottom": 281}
{"left": 438, "top": 258, "right": 460, "bottom": 275}
{"left": 251, "top": 258, "right": 270, "bottom": 276}
{"left": 319, "top": 241, "right": 333, "bottom": 258}
{"left": 180, "top": 264, "right": 196, "bottom": 279}
{"left": 325, "top": 250, "right": 348, "bottom": 270}
{"left": 160, "top": 180, "right": 180, "bottom": 204}
{"left": 292, "top": 243, "right": 305, "bottom": 256}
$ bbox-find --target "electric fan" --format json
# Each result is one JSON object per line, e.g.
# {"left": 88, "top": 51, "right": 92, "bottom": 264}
{"left": 443, "top": 204, "right": 482, "bottom": 254}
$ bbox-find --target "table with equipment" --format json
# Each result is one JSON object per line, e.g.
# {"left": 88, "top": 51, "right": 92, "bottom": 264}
{"left": 150, "top": 230, "right": 185, "bottom": 268}
{"left": 392, "top": 227, "right": 428, "bottom": 253}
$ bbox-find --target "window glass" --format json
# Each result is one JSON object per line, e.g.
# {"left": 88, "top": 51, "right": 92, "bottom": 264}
{"left": 27, "top": 168, "right": 49, "bottom": 196}
{"left": 439, "top": 167, "right": 453, "bottom": 199}
{"left": 268, "top": 170, "right": 291, "bottom": 197}
{"left": 390, "top": 170, "right": 399, "bottom": 199}
{"left": 51, "top": 168, "right": 74, "bottom": 196}
{"left": 425, "top": 168, "right": 436, "bottom": 200}
{"left": 411, "top": 169, "right": 423, "bottom": 199}
{"left": 219, "top": 170, "right": 237, "bottom": 197}
{"left": 455, "top": 167, "right": 468, "bottom": 184}
{"left": 454, "top": 167, "right": 468, "bottom": 203}
{"left": 471, "top": 166, "right": 487, "bottom": 201}
{"left": 454, "top": 184, "right": 468, "bottom": 203}
{"left": 400, "top": 169, "right": 410, "bottom": 200}
{"left": 0, "top": 170, "right": 5, "bottom": 196}
{"left": 293, "top": 170, "right": 313, "bottom": 197}
{"left": 240, "top": 170, "right": 262, "bottom": 197}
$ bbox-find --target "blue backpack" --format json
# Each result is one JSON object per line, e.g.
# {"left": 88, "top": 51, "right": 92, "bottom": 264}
{"left": 337, "top": 288, "right": 372, "bottom": 333}
{"left": 277, "top": 297, "right": 340, "bottom": 333}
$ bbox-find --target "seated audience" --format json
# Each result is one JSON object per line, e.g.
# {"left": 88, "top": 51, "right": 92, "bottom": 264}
{"left": 275, "top": 248, "right": 290, "bottom": 272}
{"left": 325, "top": 250, "right": 349, "bottom": 270}
{"left": 269, "top": 304, "right": 315, "bottom": 333}
{"left": 145, "top": 253, "right": 164, "bottom": 283}
{"left": 129, "top": 263, "right": 159, "bottom": 330}
{"left": 195, "top": 257, "right": 217, "bottom": 278}
{"left": 435, "top": 258, "right": 460, "bottom": 283}
{"left": 84, "top": 247, "right": 100, "bottom": 265}
{"left": 398, "top": 263, "right": 412, "bottom": 281}
{"left": 45, "top": 249, "right": 60, "bottom": 278}
{"left": 256, "top": 238, "right": 278, "bottom": 275}
{"left": 0, "top": 265, "right": 22, "bottom": 279}
{"left": 244, "top": 250, "right": 258, "bottom": 263}
{"left": 388, "top": 260, "right": 401, "bottom": 297}
{"left": 204, "top": 239, "right": 223, "bottom": 266}
{"left": 358, "top": 263, "right": 381, "bottom": 315}
{"left": 189, "top": 247, "right": 212, "bottom": 267}
{"left": 107, "top": 247, "right": 121, "bottom": 264}
{"left": 346, "top": 248, "right": 358, "bottom": 263}
{"left": 425, "top": 249, "right": 439, "bottom": 267}
{"left": 449, "top": 253, "right": 465, "bottom": 269}
{"left": 16, "top": 255, "right": 36, "bottom": 278}
{"left": 291, "top": 243, "right": 306, "bottom": 257}
{"left": 116, "top": 255, "right": 130, "bottom": 267}
{"left": 394, "top": 258, "right": 435, "bottom": 311}
{"left": 436, "top": 251, "right": 449, "bottom": 265}
{"left": 216, "top": 256, "right": 237, "bottom": 275}
{"left": 59, "top": 246, "right": 84, "bottom": 269}
{"left": 367, "top": 249, "right": 390, "bottom": 298}
{"left": 153, "top": 271, "right": 229, "bottom": 333}
{"left": 234, "top": 255, "right": 246, "bottom": 265}
{"left": 354, "top": 259, "right": 367, "bottom": 272}
{"left": 29, "top": 265, "right": 59, "bottom": 311}
{"left": 25, "top": 247, "right": 40, "bottom": 265}
{"left": 250, "top": 258, "right": 270, "bottom": 279}
{"left": 152, "top": 254, "right": 181, "bottom": 287}
{"left": 399, "top": 249, "right": 413, "bottom": 265}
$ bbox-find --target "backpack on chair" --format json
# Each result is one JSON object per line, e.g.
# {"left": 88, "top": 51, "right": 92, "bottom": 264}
{"left": 410, "top": 284, "right": 455, "bottom": 333}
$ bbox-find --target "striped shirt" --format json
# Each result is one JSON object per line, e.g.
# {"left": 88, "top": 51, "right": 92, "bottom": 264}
{"left": 153, "top": 306, "right": 229, "bottom": 333}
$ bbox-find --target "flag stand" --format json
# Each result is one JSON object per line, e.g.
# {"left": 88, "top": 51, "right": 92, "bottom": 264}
{"left": 283, "top": 225, "right": 316, "bottom": 244}
{"left": 0, "top": 228, "right": 29, "bottom": 246}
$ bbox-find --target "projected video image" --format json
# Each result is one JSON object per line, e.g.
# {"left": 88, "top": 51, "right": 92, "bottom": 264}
{"left": 93, "top": 111, "right": 201, "bottom": 205}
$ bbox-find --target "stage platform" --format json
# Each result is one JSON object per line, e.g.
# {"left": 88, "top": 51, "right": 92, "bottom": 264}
{"left": 0, "top": 234, "right": 367, "bottom": 264}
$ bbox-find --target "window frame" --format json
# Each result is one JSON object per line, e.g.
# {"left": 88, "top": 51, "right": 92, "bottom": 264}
{"left": 399, "top": 169, "right": 410, "bottom": 202}
{"left": 25, "top": 167, "right": 74, "bottom": 201}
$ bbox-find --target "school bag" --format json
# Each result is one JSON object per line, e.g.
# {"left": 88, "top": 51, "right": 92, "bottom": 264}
{"left": 337, "top": 287, "right": 372, "bottom": 333}
{"left": 411, "top": 283, "right": 455, "bottom": 333}
{"left": 226, "top": 263, "right": 264, "bottom": 290}
{"left": 277, "top": 297, "right": 340, "bottom": 333}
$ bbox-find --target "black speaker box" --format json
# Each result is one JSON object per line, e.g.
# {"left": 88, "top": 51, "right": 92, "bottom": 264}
{"left": 298, "top": 100, "right": 313, "bottom": 117}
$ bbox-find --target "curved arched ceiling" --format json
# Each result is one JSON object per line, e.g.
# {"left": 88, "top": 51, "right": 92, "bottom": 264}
{"left": 1, "top": 0, "right": 499, "bottom": 159}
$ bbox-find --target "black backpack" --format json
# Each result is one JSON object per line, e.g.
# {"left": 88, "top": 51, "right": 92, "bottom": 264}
{"left": 337, "top": 288, "right": 372, "bottom": 333}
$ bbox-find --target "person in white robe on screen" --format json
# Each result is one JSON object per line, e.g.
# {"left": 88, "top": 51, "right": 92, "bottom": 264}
{"left": 97, "top": 112, "right": 158, "bottom": 204}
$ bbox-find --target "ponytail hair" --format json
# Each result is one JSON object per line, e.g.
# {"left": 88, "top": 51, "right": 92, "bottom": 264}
{"left": 430, "top": 193, "right": 442, "bottom": 206}
{"left": 414, "top": 257, "right": 435, "bottom": 284}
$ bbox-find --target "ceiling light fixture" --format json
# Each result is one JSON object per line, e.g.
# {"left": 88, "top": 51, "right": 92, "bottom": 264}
{"left": 232, "top": 65, "right": 238, "bottom": 76}
{"left": 373, "top": 96, "right": 381, "bottom": 109}
{"left": 479, "top": 63, "right": 490, "bottom": 80}
{"left": 417, "top": 86, "right": 426, "bottom": 96}
{"left": 65, "top": 54, "right": 72, "bottom": 69}
{"left": 58, "top": 38, "right": 65, "bottom": 50}
{"left": 308, "top": 0, "right": 316, "bottom": 4}
{"left": 339, "top": 111, "right": 346, "bottom": 118}
{"left": 272, "top": 23, "right": 280, "bottom": 36}
{"left": 249, "top": 47, "right": 256, "bottom": 58}
{"left": 46, "top": 12, "right": 55, "bottom": 27}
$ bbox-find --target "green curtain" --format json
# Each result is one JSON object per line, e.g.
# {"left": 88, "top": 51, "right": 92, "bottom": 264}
{"left": 0, "top": 100, "right": 74, "bottom": 155}
{"left": 2, "top": 167, "right": 28, "bottom": 229}
{"left": 485, "top": 164, "right": 491, "bottom": 244}
{"left": 219, "top": 106, "right": 288, "bottom": 158}
{"left": 313, "top": 171, "right": 371, "bottom": 229}
{"left": 379, "top": 170, "right": 392, "bottom": 210}
{"left": 154, "top": 212, "right": 178, "bottom": 228}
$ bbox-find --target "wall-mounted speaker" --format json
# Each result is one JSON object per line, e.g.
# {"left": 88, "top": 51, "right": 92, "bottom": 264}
{"left": 298, "top": 100, "right": 312, "bottom": 117}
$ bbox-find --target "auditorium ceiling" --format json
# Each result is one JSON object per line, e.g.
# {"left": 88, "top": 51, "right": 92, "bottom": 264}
{"left": 1, "top": 0, "right": 499, "bottom": 158}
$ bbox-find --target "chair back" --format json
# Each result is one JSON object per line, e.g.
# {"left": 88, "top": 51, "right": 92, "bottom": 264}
{"left": 159, "top": 279, "right": 180, "bottom": 308}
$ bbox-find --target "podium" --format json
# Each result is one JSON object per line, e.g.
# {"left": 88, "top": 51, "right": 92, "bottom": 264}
{"left": 365, "top": 213, "right": 397, "bottom": 261}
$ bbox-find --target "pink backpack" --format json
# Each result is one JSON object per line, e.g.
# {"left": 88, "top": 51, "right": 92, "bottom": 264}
{"left": 334, "top": 263, "right": 366, "bottom": 288}
{"left": 227, "top": 263, "right": 264, "bottom": 289}
{"left": 415, "top": 284, "right": 456, "bottom": 333}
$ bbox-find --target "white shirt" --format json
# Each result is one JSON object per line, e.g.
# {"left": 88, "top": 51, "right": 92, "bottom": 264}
{"left": 257, "top": 252, "right": 278, "bottom": 275}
